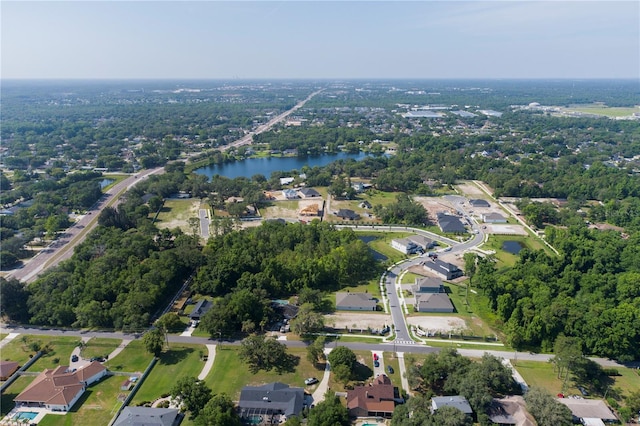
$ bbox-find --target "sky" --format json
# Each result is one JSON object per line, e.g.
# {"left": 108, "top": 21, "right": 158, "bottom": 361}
{"left": 2, "top": 1, "right": 639, "bottom": 79}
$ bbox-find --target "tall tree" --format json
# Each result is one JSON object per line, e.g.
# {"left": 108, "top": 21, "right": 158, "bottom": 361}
{"left": 142, "top": 328, "right": 165, "bottom": 356}
{"left": 307, "top": 394, "right": 350, "bottom": 426}
{"left": 170, "top": 377, "right": 212, "bottom": 419}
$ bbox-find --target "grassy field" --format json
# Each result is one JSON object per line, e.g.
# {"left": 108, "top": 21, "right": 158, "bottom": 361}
{"left": 38, "top": 375, "right": 124, "bottom": 426}
{"left": 206, "top": 346, "right": 318, "bottom": 399}
{"left": 104, "top": 340, "right": 154, "bottom": 373}
{"left": 81, "top": 338, "right": 121, "bottom": 360}
{"left": 13, "top": 336, "right": 82, "bottom": 371}
{"left": 0, "top": 376, "right": 34, "bottom": 416}
{"left": 154, "top": 198, "right": 200, "bottom": 232}
{"left": 358, "top": 231, "right": 413, "bottom": 264}
{"left": 131, "top": 344, "right": 207, "bottom": 404}
{"left": 565, "top": 105, "right": 639, "bottom": 118}
{"left": 483, "top": 234, "right": 547, "bottom": 267}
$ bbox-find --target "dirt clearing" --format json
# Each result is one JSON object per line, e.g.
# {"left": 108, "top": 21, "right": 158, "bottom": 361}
{"left": 325, "top": 312, "right": 392, "bottom": 331}
{"left": 406, "top": 316, "right": 467, "bottom": 333}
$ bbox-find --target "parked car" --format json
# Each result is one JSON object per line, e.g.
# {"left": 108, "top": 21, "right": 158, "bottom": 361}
{"left": 373, "top": 353, "right": 379, "bottom": 361}
{"left": 387, "top": 365, "right": 394, "bottom": 374}
{"left": 304, "top": 377, "right": 319, "bottom": 385}
{"left": 71, "top": 355, "right": 79, "bottom": 362}
{"left": 578, "top": 386, "right": 589, "bottom": 396}
{"left": 374, "top": 360, "right": 380, "bottom": 367}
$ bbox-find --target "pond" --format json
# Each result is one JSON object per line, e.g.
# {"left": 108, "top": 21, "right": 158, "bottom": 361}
{"left": 502, "top": 240, "right": 524, "bottom": 254}
{"left": 358, "top": 236, "right": 388, "bottom": 261}
{"left": 99, "top": 178, "right": 115, "bottom": 189}
{"left": 193, "top": 152, "right": 370, "bottom": 180}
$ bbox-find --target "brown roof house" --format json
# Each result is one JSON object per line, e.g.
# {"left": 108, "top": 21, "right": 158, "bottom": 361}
{"left": 336, "top": 293, "right": 377, "bottom": 311}
{"left": 14, "top": 361, "right": 107, "bottom": 412}
{"left": 347, "top": 374, "right": 401, "bottom": 418}
{"left": 488, "top": 396, "right": 536, "bottom": 426}
{"left": 0, "top": 361, "right": 20, "bottom": 381}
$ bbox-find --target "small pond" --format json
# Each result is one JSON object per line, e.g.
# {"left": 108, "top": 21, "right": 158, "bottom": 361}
{"left": 502, "top": 240, "right": 524, "bottom": 254}
{"left": 99, "top": 178, "right": 115, "bottom": 189}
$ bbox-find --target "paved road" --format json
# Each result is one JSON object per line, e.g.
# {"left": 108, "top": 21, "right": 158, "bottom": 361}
{"left": 7, "top": 167, "right": 164, "bottom": 283}
{"left": 1, "top": 325, "right": 629, "bottom": 368}
{"left": 199, "top": 209, "right": 209, "bottom": 238}
{"left": 220, "top": 89, "right": 324, "bottom": 153}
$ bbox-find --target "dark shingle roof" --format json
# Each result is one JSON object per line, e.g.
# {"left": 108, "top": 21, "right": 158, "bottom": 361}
{"left": 239, "top": 382, "right": 304, "bottom": 417}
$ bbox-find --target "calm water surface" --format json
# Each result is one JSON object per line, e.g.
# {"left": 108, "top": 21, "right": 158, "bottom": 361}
{"left": 194, "top": 152, "right": 369, "bottom": 180}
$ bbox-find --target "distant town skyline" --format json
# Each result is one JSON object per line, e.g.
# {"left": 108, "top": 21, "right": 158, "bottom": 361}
{"left": 2, "top": 1, "right": 639, "bottom": 80}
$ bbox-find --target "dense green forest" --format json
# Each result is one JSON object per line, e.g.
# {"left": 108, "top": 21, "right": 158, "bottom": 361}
{"left": 474, "top": 226, "right": 640, "bottom": 361}
{"left": 194, "top": 221, "right": 380, "bottom": 336}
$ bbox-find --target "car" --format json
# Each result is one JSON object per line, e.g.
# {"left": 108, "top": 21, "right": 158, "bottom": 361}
{"left": 578, "top": 386, "right": 589, "bottom": 396}
{"left": 374, "top": 360, "right": 380, "bottom": 367}
{"left": 71, "top": 355, "right": 79, "bottom": 362}
{"left": 373, "top": 353, "right": 379, "bottom": 361}
{"left": 304, "top": 377, "right": 319, "bottom": 386}
{"left": 387, "top": 365, "right": 394, "bottom": 374}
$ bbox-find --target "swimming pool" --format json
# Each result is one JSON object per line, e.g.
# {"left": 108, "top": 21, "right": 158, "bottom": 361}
{"left": 14, "top": 411, "right": 38, "bottom": 421}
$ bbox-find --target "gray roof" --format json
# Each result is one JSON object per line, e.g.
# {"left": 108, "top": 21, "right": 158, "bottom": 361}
{"left": 469, "top": 199, "right": 490, "bottom": 207}
{"left": 432, "top": 396, "right": 473, "bottom": 414}
{"left": 416, "top": 294, "right": 454, "bottom": 312}
{"left": 189, "top": 300, "right": 212, "bottom": 320}
{"left": 413, "top": 277, "right": 444, "bottom": 292}
{"left": 557, "top": 399, "right": 617, "bottom": 421}
{"left": 483, "top": 212, "right": 506, "bottom": 221}
{"left": 113, "top": 407, "right": 180, "bottom": 426}
{"left": 239, "top": 382, "right": 304, "bottom": 417}
{"left": 336, "top": 209, "right": 360, "bottom": 220}
{"left": 422, "top": 259, "right": 462, "bottom": 278}
{"left": 299, "top": 188, "right": 321, "bottom": 197}
{"left": 436, "top": 213, "right": 466, "bottom": 233}
{"left": 336, "top": 293, "right": 377, "bottom": 309}
{"left": 407, "top": 235, "right": 434, "bottom": 249}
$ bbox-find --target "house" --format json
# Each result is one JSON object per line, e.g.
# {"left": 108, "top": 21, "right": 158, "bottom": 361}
{"left": 113, "top": 407, "right": 181, "bottom": 426}
{"left": 0, "top": 361, "right": 20, "bottom": 380}
{"left": 280, "top": 177, "right": 295, "bottom": 185}
{"left": 347, "top": 374, "right": 400, "bottom": 418}
{"left": 556, "top": 398, "right": 618, "bottom": 425}
{"left": 407, "top": 235, "right": 436, "bottom": 250}
{"left": 299, "top": 188, "right": 321, "bottom": 198}
{"left": 282, "top": 189, "right": 298, "bottom": 199}
{"left": 431, "top": 396, "right": 473, "bottom": 416}
{"left": 422, "top": 258, "right": 463, "bottom": 280}
{"left": 413, "top": 277, "right": 445, "bottom": 294}
{"left": 436, "top": 213, "right": 466, "bottom": 233}
{"left": 14, "top": 362, "right": 107, "bottom": 412}
{"left": 238, "top": 382, "right": 304, "bottom": 419}
{"left": 483, "top": 212, "right": 507, "bottom": 223}
{"left": 391, "top": 238, "right": 420, "bottom": 254}
{"left": 335, "top": 293, "right": 377, "bottom": 311}
{"left": 352, "top": 182, "right": 366, "bottom": 193}
{"left": 359, "top": 200, "right": 372, "bottom": 209}
{"left": 189, "top": 300, "right": 212, "bottom": 321}
{"left": 415, "top": 293, "right": 454, "bottom": 313}
{"left": 487, "top": 396, "right": 536, "bottom": 426}
{"left": 336, "top": 209, "right": 360, "bottom": 220}
{"left": 469, "top": 199, "right": 490, "bottom": 208}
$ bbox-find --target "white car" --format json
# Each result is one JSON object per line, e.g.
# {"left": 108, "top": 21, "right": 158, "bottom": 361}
{"left": 304, "top": 377, "right": 319, "bottom": 385}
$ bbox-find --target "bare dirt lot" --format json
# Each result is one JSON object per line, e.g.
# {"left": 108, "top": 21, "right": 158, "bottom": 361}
{"left": 413, "top": 196, "right": 457, "bottom": 218}
{"left": 455, "top": 182, "right": 487, "bottom": 197}
{"left": 484, "top": 224, "right": 528, "bottom": 235}
{"left": 324, "top": 312, "right": 392, "bottom": 332}
{"left": 406, "top": 316, "right": 467, "bottom": 333}
{"left": 155, "top": 199, "right": 201, "bottom": 233}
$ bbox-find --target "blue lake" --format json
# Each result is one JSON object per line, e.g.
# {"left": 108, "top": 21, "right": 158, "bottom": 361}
{"left": 193, "top": 152, "right": 370, "bottom": 180}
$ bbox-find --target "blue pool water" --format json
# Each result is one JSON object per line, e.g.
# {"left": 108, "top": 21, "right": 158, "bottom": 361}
{"left": 15, "top": 411, "right": 38, "bottom": 420}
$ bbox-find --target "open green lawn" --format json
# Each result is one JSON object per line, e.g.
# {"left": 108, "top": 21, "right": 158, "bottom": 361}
{"left": 104, "top": 340, "right": 153, "bottom": 373}
{"left": 0, "top": 333, "right": 8, "bottom": 340}
{"left": 206, "top": 346, "right": 318, "bottom": 399}
{"left": 513, "top": 360, "right": 640, "bottom": 399}
{"left": 357, "top": 231, "right": 413, "bottom": 264}
{"left": 0, "top": 376, "right": 34, "bottom": 416}
{"left": 38, "top": 375, "right": 125, "bottom": 426}
{"left": 81, "top": 338, "right": 121, "bottom": 360}
{"left": 484, "top": 234, "right": 548, "bottom": 267}
{"left": 400, "top": 272, "right": 421, "bottom": 285}
{"left": 3, "top": 336, "right": 83, "bottom": 371}
{"left": 565, "top": 105, "right": 640, "bottom": 118}
{"left": 131, "top": 343, "right": 207, "bottom": 404}
{"left": 154, "top": 198, "right": 200, "bottom": 232}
